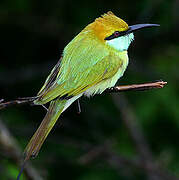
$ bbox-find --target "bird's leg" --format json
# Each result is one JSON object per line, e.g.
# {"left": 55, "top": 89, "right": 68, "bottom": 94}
{"left": 41, "top": 104, "right": 48, "bottom": 111}
{"left": 77, "top": 99, "right": 81, "bottom": 114}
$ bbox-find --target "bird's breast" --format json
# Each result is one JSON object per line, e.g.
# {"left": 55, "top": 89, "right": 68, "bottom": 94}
{"left": 84, "top": 50, "right": 129, "bottom": 97}
{"left": 108, "top": 50, "right": 129, "bottom": 86}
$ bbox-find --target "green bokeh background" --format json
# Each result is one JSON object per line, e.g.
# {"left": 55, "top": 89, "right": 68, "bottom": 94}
{"left": 0, "top": 0, "right": 179, "bottom": 179}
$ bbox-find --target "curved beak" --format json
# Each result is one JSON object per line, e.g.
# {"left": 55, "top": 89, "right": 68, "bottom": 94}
{"left": 104, "top": 24, "right": 160, "bottom": 40}
{"left": 128, "top": 24, "right": 160, "bottom": 33}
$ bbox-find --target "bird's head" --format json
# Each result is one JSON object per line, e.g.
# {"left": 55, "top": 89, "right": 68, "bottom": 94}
{"left": 85, "top": 11, "right": 159, "bottom": 51}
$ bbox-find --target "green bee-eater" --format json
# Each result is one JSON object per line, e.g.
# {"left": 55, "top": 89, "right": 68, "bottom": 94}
{"left": 22, "top": 11, "right": 159, "bottom": 164}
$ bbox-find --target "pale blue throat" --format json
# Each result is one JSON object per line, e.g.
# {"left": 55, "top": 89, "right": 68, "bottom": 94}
{"left": 106, "top": 33, "right": 134, "bottom": 51}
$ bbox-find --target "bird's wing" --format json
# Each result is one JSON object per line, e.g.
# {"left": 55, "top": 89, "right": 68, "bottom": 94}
{"left": 37, "top": 58, "right": 62, "bottom": 96}
{"left": 36, "top": 34, "right": 123, "bottom": 104}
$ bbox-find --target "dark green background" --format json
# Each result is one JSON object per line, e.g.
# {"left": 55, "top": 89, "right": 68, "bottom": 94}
{"left": 0, "top": 0, "right": 179, "bottom": 179}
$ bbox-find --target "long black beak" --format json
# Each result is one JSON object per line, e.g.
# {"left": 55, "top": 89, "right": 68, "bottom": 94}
{"left": 105, "top": 24, "right": 160, "bottom": 40}
{"left": 128, "top": 24, "right": 160, "bottom": 33}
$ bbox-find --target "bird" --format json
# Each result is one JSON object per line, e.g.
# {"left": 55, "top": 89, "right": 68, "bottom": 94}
{"left": 17, "top": 11, "right": 159, "bottom": 179}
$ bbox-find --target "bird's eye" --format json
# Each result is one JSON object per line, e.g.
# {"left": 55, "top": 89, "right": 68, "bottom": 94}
{"left": 114, "top": 31, "right": 120, "bottom": 37}
{"left": 104, "top": 31, "right": 121, "bottom": 40}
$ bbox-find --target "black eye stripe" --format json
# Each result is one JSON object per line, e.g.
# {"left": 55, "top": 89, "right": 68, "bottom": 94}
{"left": 104, "top": 29, "right": 130, "bottom": 40}
{"left": 104, "top": 32, "right": 118, "bottom": 40}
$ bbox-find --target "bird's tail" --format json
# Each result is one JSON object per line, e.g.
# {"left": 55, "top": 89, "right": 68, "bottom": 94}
{"left": 17, "top": 98, "right": 66, "bottom": 180}
{"left": 24, "top": 98, "right": 67, "bottom": 161}
{"left": 17, "top": 94, "right": 82, "bottom": 180}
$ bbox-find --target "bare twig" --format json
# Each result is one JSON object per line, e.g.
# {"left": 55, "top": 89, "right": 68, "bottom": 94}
{"left": 0, "top": 80, "right": 168, "bottom": 179}
{"left": 0, "top": 119, "right": 43, "bottom": 180}
{"left": 106, "top": 80, "right": 167, "bottom": 93}
{"left": 0, "top": 97, "right": 37, "bottom": 110}
{"left": 0, "top": 81, "right": 167, "bottom": 110}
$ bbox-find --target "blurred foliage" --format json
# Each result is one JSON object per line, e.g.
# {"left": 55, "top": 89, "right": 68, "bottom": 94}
{"left": 0, "top": 0, "right": 179, "bottom": 179}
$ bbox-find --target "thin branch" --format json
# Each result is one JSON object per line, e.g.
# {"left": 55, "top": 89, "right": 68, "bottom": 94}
{"left": 0, "top": 97, "right": 37, "bottom": 110}
{"left": 105, "top": 80, "right": 167, "bottom": 93}
{"left": 0, "top": 80, "right": 167, "bottom": 110}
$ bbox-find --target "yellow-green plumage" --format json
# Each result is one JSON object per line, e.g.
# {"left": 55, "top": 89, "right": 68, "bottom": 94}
{"left": 17, "top": 11, "right": 160, "bottom": 180}
{"left": 24, "top": 99, "right": 67, "bottom": 160}
{"left": 24, "top": 11, "right": 131, "bottom": 160}
{"left": 35, "top": 15, "right": 129, "bottom": 104}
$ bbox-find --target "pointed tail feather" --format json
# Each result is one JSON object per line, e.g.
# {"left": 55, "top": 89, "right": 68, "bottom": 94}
{"left": 24, "top": 99, "right": 67, "bottom": 161}
{"left": 16, "top": 99, "right": 66, "bottom": 180}
{"left": 17, "top": 95, "right": 82, "bottom": 179}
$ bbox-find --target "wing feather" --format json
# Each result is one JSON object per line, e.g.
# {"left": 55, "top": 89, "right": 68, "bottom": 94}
{"left": 35, "top": 33, "right": 122, "bottom": 105}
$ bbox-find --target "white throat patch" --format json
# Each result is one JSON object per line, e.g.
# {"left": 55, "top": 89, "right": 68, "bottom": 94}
{"left": 106, "top": 33, "right": 134, "bottom": 51}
